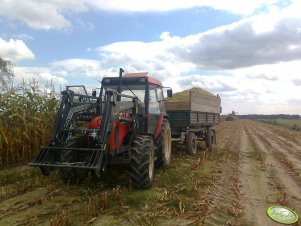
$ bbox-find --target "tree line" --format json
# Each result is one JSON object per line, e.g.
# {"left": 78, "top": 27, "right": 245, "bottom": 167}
{"left": 0, "top": 57, "right": 14, "bottom": 92}
{"left": 237, "top": 114, "right": 301, "bottom": 120}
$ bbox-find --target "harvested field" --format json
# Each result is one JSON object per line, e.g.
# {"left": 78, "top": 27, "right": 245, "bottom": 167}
{"left": 0, "top": 120, "right": 300, "bottom": 225}
{"left": 258, "top": 119, "right": 301, "bottom": 131}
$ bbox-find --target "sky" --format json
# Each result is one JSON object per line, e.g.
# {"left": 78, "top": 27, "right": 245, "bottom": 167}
{"left": 0, "top": 0, "right": 300, "bottom": 115}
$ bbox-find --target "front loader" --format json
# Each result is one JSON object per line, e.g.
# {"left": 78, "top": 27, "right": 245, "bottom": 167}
{"left": 29, "top": 69, "right": 172, "bottom": 189}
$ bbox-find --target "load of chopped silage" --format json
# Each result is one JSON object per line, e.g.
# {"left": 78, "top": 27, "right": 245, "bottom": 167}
{"left": 166, "top": 87, "right": 215, "bottom": 102}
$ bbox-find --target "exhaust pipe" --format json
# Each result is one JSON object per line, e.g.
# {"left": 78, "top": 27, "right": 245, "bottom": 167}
{"left": 117, "top": 68, "right": 124, "bottom": 101}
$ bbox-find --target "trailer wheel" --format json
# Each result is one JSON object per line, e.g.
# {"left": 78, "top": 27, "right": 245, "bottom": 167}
{"left": 206, "top": 129, "right": 216, "bottom": 148}
{"left": 131, "top": 135, "right": 155, "bottom": 189}
{"left": 155, "top": 119, "right": 172, "bottom": 168}
{"left": 186, "top": 132, "right": 197, "bottom": 155}
{"left": 59, "top": 140, "right": 88, "bottom": 185}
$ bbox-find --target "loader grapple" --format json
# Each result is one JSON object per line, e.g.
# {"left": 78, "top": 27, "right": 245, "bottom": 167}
{"left": 29, "top": 146, "right": 105, "bottom": 170}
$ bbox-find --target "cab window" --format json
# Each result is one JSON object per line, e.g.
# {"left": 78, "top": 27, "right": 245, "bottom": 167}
{"left": 149, "top": 85, "right": 161, "bottom": 114}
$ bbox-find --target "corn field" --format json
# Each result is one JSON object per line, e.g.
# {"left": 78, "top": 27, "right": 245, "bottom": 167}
{"left": 0, "top": 81, "right": 59, "bottom": 168}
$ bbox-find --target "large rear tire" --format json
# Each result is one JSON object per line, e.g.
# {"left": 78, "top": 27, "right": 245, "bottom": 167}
{"left": 186, "top": 132, "right": 197, "bottom": 155}
{"left": 131, "top": 135, "right": 155, "bottom": 189}
{"left": 155, "top": 119, "right": 172, "bottom": 168}
{"left": 59, "top": 140, "right": 88, "bottom": 185}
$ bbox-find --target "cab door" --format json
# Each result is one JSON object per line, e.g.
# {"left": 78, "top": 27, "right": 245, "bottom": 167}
{"left": 148, "top": 85, "right": 163, "bottom": 137}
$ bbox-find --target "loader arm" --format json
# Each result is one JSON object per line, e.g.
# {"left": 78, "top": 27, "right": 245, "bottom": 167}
{"left": 49, "top": 89, "right": 73, "bottom": 144}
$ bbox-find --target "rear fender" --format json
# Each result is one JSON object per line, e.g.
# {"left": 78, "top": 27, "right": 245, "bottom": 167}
{"left": 154, "top": 114, "right": 165, "bottom": 140}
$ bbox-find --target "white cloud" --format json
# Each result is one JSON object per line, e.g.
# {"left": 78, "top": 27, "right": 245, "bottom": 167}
{"left": 94, "top": 1, "right": 301, "bottom": 74}
{"left": 292, "top": 79, "right": 301, "bottom": 86}
{"left": 85, "top": 0, "right": 280, "bottom": 15}
{"left": 0, "top": 0, "right": 295, "bottom": 30}
{"left": 162, "top": 61, "right": 301, "bottom": 115}
{"left": 51, "top": 59, "right": 102, "bottom": 77}
{"left": 14, "top": 67, "right": 68, "bottom": 86}
{"left": 13, "top": 34, "right": 34, "bottom": 41}
{"left": 75, "top": 19, "right": 95, "bottom": 31}
{"left": 96, "top": 34, "right": 195, "bottom": 82}
{"left": 0, "top": 0, "right": 87, "bottom": 30}
{"left": 0, "top": 37, "right": 35, "bottom": 62}
{"left": 174, "top": 4, "right": 301, "bottom": 69}
{"left": 13, "top": 61, "right": 106, "bottom": 93}
{"left": 247, "top": 74, "right": 279, "bottom": 81}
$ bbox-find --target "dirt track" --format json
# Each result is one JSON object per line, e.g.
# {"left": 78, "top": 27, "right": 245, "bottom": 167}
{"left": 0, "top": 120, "right": 300, "bottom": 225}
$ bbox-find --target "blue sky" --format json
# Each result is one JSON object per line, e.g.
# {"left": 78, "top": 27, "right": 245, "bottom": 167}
{"left": 0, "top": 0, "right": 300, "bottom": 114}
{"left": 1, "top": 7, "right": 241, "bottom": 65}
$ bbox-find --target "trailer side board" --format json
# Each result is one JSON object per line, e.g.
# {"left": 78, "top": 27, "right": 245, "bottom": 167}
{"left": 168, "top": 110, "right": 219, "bottom": 134}
{"left": 165, "top": 90, "right": 221, "bottom": 113}
{"left": 190, "top": 91, "right": 221, "bottom": 113}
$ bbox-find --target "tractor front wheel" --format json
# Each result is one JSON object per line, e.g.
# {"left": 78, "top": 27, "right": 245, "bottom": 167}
{"left": 131, "top": 135, "right": 155, "bottom": 189}
{"left": 59, "top": 140, "right": 88, "bottom": 185}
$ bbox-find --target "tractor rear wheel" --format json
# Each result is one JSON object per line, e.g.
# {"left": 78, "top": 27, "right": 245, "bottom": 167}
{"left": 131, "top": 135, "right": 155, "bottom": 189}
{"left": 206, "top": 128, "right": 216, "bottom": 148}
{"left": 59, "top": 140, "right": 88, "bottom": 184}
{"left": 155, "top": 119, "right": 172, "bottom": 168}
{"left": 186, "top": 132, "right": 197, "bottom": 155}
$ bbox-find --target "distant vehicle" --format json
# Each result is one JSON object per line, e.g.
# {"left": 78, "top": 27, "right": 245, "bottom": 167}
{"left": 226, "top": 110, "right": 238, "bottom": 121}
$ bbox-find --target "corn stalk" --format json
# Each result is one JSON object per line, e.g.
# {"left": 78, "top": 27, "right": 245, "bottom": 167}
{"left": 0, "top": 81, "right": 59, "bottom": 168}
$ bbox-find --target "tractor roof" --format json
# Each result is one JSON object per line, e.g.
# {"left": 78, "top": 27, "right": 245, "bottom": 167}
{"left": 123, "top": 72, "right": 163, "bottom": 87}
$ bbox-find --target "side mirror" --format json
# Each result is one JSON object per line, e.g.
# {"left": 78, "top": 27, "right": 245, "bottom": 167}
{"left": 92, "top": 90, "right": 97, "bottom": 97}
{"left": 167, "top": 89, "right": 173, "bottom": 98}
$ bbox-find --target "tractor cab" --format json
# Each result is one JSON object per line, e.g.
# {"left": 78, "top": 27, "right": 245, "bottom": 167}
{"left": 98, "top": 72, "right": 169, "bottom": 135}
{"left": 101, "top": 73, "right": 166, "bottom": 109}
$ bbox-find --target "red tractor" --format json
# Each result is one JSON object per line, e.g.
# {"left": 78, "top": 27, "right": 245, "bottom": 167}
{"left": 30, "top": 69, "right": 172, "bottom": 189}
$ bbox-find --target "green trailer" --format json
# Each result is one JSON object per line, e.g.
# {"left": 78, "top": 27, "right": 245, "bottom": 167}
{"left": 165, "top": 88, "right": 221, "bottom": 155}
